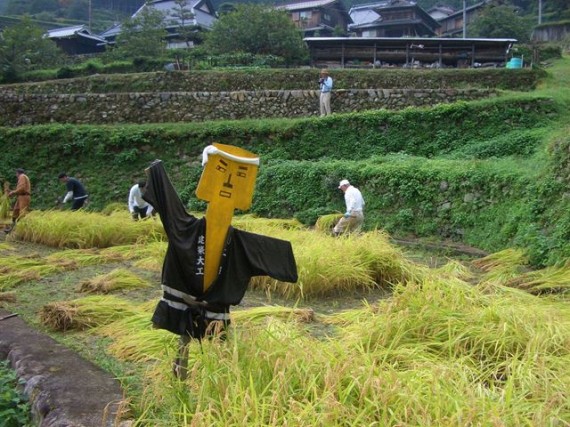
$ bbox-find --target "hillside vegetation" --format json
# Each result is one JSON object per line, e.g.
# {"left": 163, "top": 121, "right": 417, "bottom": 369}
{"left": 1, "top": 61, "right": 569, "bottom": 266}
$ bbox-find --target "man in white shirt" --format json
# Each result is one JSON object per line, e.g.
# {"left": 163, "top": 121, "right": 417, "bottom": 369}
{"left": 319, "top": 69, "right": 333, "bottom": 116}
{"left": 333, "top": 179, "right": 365, "bottom": 236}
{"left": 128, "top": 181, "right": 154, "bottom": 220}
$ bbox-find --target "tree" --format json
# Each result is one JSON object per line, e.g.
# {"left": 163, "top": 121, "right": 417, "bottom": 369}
{"left": 113, "top": 4, "right": 168, "bottom": 58}
{"left": 217, "top": 2, "right": 236, "bottom": 15}
{"left": 169, "top": 0, "right": 195, "bottom": 46}
{"left": 205, "top": 4, "right": 308, "bottom": 65}
{"left": 468, "top": 4, "right": 533, "bottom": 42}
{"left": 0, "top": 17, "right": 64, "bottom": 82}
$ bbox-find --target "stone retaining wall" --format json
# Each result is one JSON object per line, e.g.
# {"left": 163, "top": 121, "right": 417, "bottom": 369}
{"left": 0, "top": 88, "right": 497, "bottom": 126}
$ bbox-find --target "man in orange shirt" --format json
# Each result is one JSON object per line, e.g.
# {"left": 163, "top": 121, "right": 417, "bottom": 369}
{"left": 5, "top": 168, "right": 31, "bottom": 233}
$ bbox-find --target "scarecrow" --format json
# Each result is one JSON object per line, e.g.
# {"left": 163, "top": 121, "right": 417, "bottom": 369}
{"left": 143, "top": 144, "right": 298, "bottom": 378}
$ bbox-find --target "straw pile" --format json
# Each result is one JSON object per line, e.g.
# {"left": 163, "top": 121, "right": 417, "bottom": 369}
{"left": 78, "top": 268, "right": 151, "bottom": 294}
{"left": 40, "top": 295, "right": 138, "bottom": 331}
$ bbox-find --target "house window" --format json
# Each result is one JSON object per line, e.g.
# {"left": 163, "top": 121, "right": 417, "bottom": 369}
{"left": 324, "top": 12, "right": 331, "bottom": 21}
{"left": 300, "top": 11, "right": 312, "bottom": 19}
{"left": 362, "top": 30, "right": 376, "bottom": 37}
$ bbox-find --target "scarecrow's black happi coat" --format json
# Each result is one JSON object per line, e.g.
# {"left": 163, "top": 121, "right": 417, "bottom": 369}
{"left": 143, "top": 160, "right": 298, "bottom": 337}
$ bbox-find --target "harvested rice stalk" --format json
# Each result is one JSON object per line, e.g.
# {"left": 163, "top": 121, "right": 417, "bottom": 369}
{"left": 431, "top": 260, "right": 474, "bottom": 282}
{"left": 472, "top": 248, "right": 528, "bottom": 284}
{"left": 472, "top": 248, "right": 528, "bottom": 271}
{"left": 133, "top": 257, "right": 162, "bottom": 272}
{"left": 96, "top": 312, "right": 176, "bottom": 362}
{"left": 0, "top": 183, "right": 10, "bottom": 220}
{"left": 0, "top": 242, "right": 15, "bottom": 252}
{"left": 314, "top": 213, "right": 343, "bottom": 233}
{"left": 14, "top": 210, "right": 165, "bottom": 248}
{"left": 46, "top": 248, "right": 116, "bottom": 270}
{"left": 0, "top": 291, "right": 17, "bottom": 303}
{"left": 40, "top": 295, "right": 137, "bottom": 331}
{"left": 507, "top": 262, "right": 570, "bottom": 294}
{"left": 78, "top": 268, "right": 151, "bottom": 294}
{"left": 231, "top": 306, "right": 316, "bottom": 324}
{"left": 252, "top": 229, "right": 425, "bottom": 298}
{"left": 0, "top": 264, "right": 64, "bottom": 291}
{"left": 233, "top": 214, "right": 304, "bottom": 232}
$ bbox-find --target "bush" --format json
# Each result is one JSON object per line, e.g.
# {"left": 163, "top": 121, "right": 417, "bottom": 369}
{"left": 0, "top": 360, "right": 31, "bottom": 427}
{"left": 56, "top": 66, "right": 75, "bottom": 79}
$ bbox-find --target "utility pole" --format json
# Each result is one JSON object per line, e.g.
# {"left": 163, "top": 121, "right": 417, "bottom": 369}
{"left": 538, "top": 0, "right": 542, "bottom": 24}
{"left": 88, "top": 0, "right": 92, "bottom": 32}
{"left": 462, "top": 0, "right": 467, "bottom": 38}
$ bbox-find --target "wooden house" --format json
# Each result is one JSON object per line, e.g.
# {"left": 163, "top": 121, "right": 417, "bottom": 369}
{"left": 349, "top": 0, "right": 440, "bottom": 38}
{"left": 434, "top": 1, "right": 488, "bottom": 37}
{"left": 276, "top": 0, "right": 353, "bottom": 37}
{"left": 100, "top": 0, "right": 217, "bottom": 48}
{"left": 46, "top": 25, "right": 107, "bottom": 55}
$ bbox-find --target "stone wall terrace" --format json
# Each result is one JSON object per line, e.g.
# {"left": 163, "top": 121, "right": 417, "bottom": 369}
{"left": 0, "top": 88, "right": 497, "bottom": 126}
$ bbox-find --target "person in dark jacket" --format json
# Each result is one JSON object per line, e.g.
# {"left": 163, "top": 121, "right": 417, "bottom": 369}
{"left": 58, "top": 173, "right": 88, "bottom": 210}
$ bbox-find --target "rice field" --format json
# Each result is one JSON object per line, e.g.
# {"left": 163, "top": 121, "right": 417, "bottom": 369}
{"left": 1, "top": 210, "right": 568, "bottom": 426}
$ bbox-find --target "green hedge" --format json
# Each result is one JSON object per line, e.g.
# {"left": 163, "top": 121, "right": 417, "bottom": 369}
{"left": 0, "top": 95, "right": 566, "bottom": 265}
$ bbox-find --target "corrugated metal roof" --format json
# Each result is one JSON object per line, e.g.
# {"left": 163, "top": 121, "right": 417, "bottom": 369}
{"left": 304, "top": 36, "right": 517, "bottom": 45}
{"left": 46, "top": 25, "right": 86, "bottom": 38}
{"left": 277, "top": 0, "right": 337, "bottom": 11}
{"left": 349, "top": 9, "right": 381, "bottom": 26}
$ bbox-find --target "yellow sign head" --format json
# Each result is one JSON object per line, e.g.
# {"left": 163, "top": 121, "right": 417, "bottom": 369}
{"left": 196, "top": 143, "right": 259, "bottom": 210}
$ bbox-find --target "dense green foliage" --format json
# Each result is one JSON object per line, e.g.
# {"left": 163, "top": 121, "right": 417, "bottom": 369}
{"left": 468, "top": 4, "right": 534, "bottom": 42}
{"left": 110, "top": 6, "right": 168, "bottom": 60}
{"left": 205, "top": 4, "right": 308, "bottom": 66}
{"left": 7, "top": 67, "right": 545, "bottom": 91}
{"left": 0, "top": 360, "right": 31, "bottom": 427}
{"left": 0, "top": 92, "right": 566, "bottom": 265}
{"left": 0, "top": 16, "right": 64, "bottom": 83}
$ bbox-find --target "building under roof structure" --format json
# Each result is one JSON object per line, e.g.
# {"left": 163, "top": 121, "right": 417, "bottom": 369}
{"left": 276, "top": 0, "right": 353, "bottom": 37}
{"left": 46, "top": 25, "right": 107, "bottom": 55}
{"left": 304, "top": 37, "right": 517, "bottom": 68}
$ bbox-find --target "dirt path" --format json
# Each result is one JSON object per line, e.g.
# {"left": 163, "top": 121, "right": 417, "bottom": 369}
{"left": 0, "top": 309, "right": 127, "bottom": 426}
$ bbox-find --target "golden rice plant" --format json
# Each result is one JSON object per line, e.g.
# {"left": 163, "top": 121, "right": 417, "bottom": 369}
{"left": 431, "top": 259, "right": 475, "bottom": 282}
{"left": 314, "top": 213, "right": 343, "bottom": 233}
{"left": 45, "top": 248, "right": 118, "bottom": 270}
{"left": 252, "top": 229, "right": 426, "bottom": 298}
{"left": 0, "top": 242, "right": 15, "bottom": 251}
{"left": 96, "top": 311, "right": 176, "bottom": 362}
{"left": 101, "top": 240, "right": 166, "bottom": 260}
{"left": 134, "top": 290, "right": 570, "bottom": 427}
{"left": 0, "top": 192, "right": 10, "bottom": 220}
{"left": 0, "top": 291, "right": 16, "bottom": 303}
{"left": 0, "top": 257, "right": 64, "bottom": 291}
{"left": 14, "top": 210, "right": 165, "bottom": 248}
{"left": 100, "top": 202, "right": 128, "bottom": 216}
{"left": 40, "top": 295, "right": 138, "bottom": 331}
{"left": 506, "top": 261, "right": 570, "bottom": 294}
{"left": 232, "top": 214, "right": 305, "bottom": 232}
{"left": 472, "top": 248, "right": 529, "bottom": 284}
{"left": 231, "top": 305, "right": 316, "bottom": 324}
{"left": 78, "top": 268, "right": 151, "bottom": 294}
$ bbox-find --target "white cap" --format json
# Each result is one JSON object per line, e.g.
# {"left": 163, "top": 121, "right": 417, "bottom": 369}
{"left": 338, "top": 179, "right": 350, "bottom": 188}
